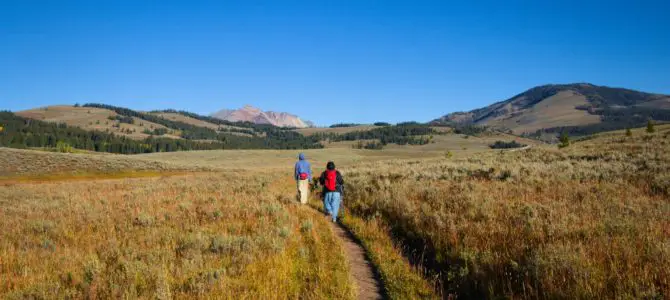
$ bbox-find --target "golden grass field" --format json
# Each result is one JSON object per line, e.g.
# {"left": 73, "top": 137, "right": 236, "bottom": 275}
{"left": 1, "top": 125, "right": 668, "bottom": 299}
{"left": 0, "top": 172, "right": 356, "bottom": 299}
{"left": 341, "top": 125, "right": 670, "bottom": 298}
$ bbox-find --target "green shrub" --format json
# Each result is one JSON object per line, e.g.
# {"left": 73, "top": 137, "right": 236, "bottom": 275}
{"left": 647, "top": 120, "right": 655, "bottom": 133}
{"left": 559, "top": 132, "right": 570, "bottom": 148}
{"left": 56, "top": 141, "right": 74, "bottom": 153}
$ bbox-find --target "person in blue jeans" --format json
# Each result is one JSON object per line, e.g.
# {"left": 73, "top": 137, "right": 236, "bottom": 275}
{"left": 319, "top": 161, "right": 344, "bottom": 222}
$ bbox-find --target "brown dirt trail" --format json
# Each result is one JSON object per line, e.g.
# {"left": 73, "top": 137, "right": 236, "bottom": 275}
{"left": 330, "top": 220, "right": 385, "bottom": 300}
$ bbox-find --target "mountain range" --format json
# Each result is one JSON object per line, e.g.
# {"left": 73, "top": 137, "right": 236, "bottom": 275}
{"left": 8, "top": 83, "right": 670, "bottom": 139}
{"left": 211, "top": 105, "right": 314, "bottom": 128}
{"left": 432, "top": 83, "right": 670, "bottom": 135}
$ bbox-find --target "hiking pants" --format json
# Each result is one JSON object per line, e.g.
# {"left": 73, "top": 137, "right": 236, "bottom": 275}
{"left": 297, "top": 179, "right": 309, "bottom": 204}
{"left": 324, "top": 192, "right": 341, "bottom": 221}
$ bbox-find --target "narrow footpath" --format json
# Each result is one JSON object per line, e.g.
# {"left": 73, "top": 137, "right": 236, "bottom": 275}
{"left": 330, "top": 220, "right": 385, "bottom": 300}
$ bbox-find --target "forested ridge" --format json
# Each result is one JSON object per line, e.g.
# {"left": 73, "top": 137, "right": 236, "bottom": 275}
{"left": 0, "top": 110, "right": 323, "bottom": 154}
{"left": 83, "top": 104, "right": 323, "bottom": 149}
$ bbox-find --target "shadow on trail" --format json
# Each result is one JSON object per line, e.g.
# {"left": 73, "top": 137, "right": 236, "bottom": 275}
{"left": 305, "top": 195, "right": 387, "bottom": 300}
{"left": 331, "top": 220, "right": 389, "bottom": 300}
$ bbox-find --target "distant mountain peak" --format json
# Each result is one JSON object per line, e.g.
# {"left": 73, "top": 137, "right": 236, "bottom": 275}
{"left": 211, "top": 105, "right": 313, "bottom": 128}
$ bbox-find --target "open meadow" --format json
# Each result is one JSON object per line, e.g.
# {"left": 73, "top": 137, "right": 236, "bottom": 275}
{"left": 0, "top": 171, "right": 356, "bottom": 299}
{"left": 0, "top": 126, "right": 668, "bottom": 299}
{"left": 341, "top": 125, "right": 670, "bottom": 298}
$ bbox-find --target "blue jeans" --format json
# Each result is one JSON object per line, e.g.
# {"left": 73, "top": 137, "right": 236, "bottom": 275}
{"left": 324, "top": 192, "right": 341, "bottom": 221}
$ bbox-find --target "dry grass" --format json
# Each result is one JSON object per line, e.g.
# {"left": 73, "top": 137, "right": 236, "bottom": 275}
{"left": 3, "top": 124, "right": 666, "bottom": 298}
{"left": 340, "top": 125, "right": 670, "bottom": 298}
{"left": 134, "top": 148, "right": 379, "bottom": 172}
{"left": 0, "top": 172, "right": 355, "bottom": 299}
{"left": 0, "top": 148, "right": 198, "bottom": 177}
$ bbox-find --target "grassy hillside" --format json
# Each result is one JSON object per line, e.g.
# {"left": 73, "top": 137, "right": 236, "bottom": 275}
{"left": 483, "top": 91, "right": 601, "bottom": 133}
{"left": 17, "top": 106, "right": 173, "bottom": 140}
{"left": 149, "top": 112, "right": 255, "bottom": 137}
{"left": 150, "top": 112, "right": 221, "bottom": 130}
{"left": 434, "top": 83, "right": 670, "bottom": 136}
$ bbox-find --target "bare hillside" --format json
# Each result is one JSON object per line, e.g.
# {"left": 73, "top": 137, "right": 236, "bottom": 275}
{"left": 212, "top": 105, "right": 312, "bottom": 128}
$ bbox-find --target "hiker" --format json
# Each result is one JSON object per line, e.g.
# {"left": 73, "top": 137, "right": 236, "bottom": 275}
{"left": 294, "top": 153, "right": 312, "bottom": 204}
{"left": 319, "top": 161, "right": 344, "bottom": 222}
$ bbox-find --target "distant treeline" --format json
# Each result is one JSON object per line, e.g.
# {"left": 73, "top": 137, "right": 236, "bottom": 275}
{"left": 0, "top": 111, "right": 323, "bottom": 154}
{"left": 352, "top": 140, "right": 385, "bottom": 150}
{"left": 0, "top": 112, "right": 229, "bottom": 153}
{"left": 329, "top": 123, "right": 361, "bottom": 128}
{"left": 489, "top": 140, "right": 526, "bottom": 149}
{"left": 431, "top": 122, "right": 488, "bottom": 136}
{"left": 313, "top": 123, "right": 435, "bottom": 145}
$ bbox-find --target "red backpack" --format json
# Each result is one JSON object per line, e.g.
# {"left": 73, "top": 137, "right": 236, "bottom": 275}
{"left": 324, "top": 170, "right": 337, "bottom": 191}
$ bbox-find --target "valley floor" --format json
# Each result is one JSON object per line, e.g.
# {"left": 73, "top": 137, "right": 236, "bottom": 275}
{"left": 1, "top": 125, "right": 669, "bottom": 299}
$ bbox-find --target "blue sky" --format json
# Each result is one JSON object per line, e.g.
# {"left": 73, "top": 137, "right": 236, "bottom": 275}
{"left": 1, "top": 0, "right": 669, "bottom": 126}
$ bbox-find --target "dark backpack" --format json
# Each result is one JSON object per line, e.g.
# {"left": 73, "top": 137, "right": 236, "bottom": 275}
{"left": 324, "top": 170, "right": 337, "bottom": 191}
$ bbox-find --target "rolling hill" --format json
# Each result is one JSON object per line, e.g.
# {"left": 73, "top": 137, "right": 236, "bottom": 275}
{"left": 432, "top": 83, "right": 670, "bottom": 136}
{"left": 16, "top": 105, "right": 176, "bottom": 140}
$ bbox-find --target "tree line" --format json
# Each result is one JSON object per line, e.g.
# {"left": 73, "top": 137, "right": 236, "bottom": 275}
{"left": 313, "top": 124, "right": 436, "bottom": 145}
{"left": 0, "top": 111, "right": 323, "bottom": 154}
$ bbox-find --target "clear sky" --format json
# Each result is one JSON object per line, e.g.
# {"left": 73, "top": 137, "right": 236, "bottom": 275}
{"left": 1, "top": 0, "right": 669, "bottom": 126}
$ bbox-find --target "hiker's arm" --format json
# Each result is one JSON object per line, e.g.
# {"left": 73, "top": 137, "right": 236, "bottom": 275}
{"left": 319, "top": 172, "right": 325, "bottom": 185}
{"left": 294, "top": 163, "right": 299, "bottom": 180}
{"left": 337, "top": 171, "right": 344, "bottom": 185}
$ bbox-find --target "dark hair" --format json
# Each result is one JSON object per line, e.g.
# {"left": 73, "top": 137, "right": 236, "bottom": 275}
{"left": 326, "top": 161, "right": 335, "bottom": 170}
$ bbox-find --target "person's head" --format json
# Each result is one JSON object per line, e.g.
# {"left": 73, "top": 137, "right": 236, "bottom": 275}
{"left": 326, "top": 161, "right": 336, "bottom": 170}
{"left": 298, "top": 153, "right": 305, "bottom": 160}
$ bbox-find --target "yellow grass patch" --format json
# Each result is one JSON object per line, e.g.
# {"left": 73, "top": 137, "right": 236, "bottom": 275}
{"left": 0, "top": 173, "right": 355, "bottom": 298}
{"left": 341, "top": 125, "right": 670, "bottom": 298}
